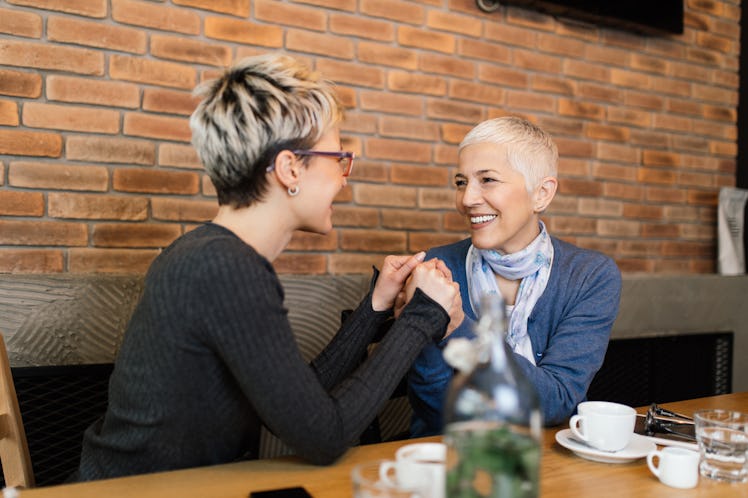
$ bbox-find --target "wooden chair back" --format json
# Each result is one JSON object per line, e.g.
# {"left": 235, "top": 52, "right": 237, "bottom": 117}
{"left": 0, "top": 334, "right": 34, "bottom": 488}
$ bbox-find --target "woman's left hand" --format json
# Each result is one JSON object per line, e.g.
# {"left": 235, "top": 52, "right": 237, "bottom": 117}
{"left": 371, "top": 252, "right": 426, "bottom": 311}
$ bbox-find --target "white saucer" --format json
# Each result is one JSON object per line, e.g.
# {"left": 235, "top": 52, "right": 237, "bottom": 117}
{"left": 555, "top": 429, "right": 656, "bottom": 464}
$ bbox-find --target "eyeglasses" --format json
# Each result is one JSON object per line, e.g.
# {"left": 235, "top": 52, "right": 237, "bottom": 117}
{"left": 292, "top": 150, "right": 355, "bottom": 177}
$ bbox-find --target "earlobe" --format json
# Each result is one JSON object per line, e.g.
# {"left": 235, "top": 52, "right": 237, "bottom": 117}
{"left": 534, "top": 177, "right": 558, "bottom": 212}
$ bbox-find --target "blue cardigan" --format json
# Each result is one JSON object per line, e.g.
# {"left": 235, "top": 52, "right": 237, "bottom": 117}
{"left": 408, "top": 236, "right": 622, "bottom": 436}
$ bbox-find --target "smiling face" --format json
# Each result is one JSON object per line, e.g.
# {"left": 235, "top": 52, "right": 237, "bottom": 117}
{"left": 292, "top": 126, "right": 348, "bottom": 235}
{"left": 456, "top": 142, "right": 544, "bottom": 255}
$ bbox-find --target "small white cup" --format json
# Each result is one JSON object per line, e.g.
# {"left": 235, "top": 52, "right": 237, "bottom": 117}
{"left": 379, "top": 442, "right": 446, "bottom": 498}
{"left": 647, "top": 446, "right": 700, "bottom": 489}
{"left": 569, "top": 401, "right": 636, "bottom": 452}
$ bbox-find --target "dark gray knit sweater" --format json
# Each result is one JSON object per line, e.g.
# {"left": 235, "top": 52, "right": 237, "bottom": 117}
{"left": 76, "top": 223, "right": 448, "bottom": 481}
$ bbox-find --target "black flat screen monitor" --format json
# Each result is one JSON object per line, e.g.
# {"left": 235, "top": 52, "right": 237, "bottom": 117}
{"left": 495, "top": 0, "right": 684, "bottom": 35}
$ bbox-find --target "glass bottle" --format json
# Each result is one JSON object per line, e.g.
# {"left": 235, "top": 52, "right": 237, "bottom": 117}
{"left": 443, "top": 292, "right": 542, "bottom": 498}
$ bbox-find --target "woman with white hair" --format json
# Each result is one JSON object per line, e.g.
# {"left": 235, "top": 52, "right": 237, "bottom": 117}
{"left": 76, "top": 54, "right": 460, "bottom": 480}
{"left": 408, "top": 116, "right": 622, "bottom": 436}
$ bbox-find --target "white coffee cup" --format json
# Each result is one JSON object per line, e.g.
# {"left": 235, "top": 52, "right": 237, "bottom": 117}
{"left": 379, "top": 442, "right": 446, "bottom": 498}
{"left": 647, "top": 446, "right": 700, "bottom": 489}
{"left": 569, "top": 401, "right": 636, "bottom": 452}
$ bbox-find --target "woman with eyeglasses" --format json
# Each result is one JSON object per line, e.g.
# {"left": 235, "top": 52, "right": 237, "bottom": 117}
{"left": 75, "top": 54, "right": 462, "bottom": 481}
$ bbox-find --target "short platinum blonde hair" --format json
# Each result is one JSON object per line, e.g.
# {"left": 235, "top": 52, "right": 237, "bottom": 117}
{"left": 459, "top": 116, "right": 558, "bottom": 192}
{"left": 190, "top": 54, "right": 343, "bottom": 208}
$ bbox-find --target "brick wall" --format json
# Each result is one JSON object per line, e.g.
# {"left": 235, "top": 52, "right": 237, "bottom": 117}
{"left": 0, "top": 0, "right": 740, "bottom": 275}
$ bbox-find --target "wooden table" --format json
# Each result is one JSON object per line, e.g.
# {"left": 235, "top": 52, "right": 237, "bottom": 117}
{"left": 18, "top": 393, "right": 748, "bottom": 497}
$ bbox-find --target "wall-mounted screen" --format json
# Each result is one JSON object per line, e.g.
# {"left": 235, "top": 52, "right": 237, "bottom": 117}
{"left": 478, "top": 0, "right": 684, "bottom": 35}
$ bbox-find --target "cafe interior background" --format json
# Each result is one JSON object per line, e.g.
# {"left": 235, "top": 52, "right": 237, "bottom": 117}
{"left": 0, "top": 0, "right": 747, "bottom": 487}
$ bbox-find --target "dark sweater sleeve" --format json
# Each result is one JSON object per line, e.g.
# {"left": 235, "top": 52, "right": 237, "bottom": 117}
{"left": 201, "top": 244, "right": 449, "bottom": 465}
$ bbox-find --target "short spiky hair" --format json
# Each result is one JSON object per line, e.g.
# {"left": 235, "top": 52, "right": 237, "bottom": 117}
{"left": 189, "top": 54, "right": 343, "bottom": 208}
{"left": 459, "top": 116, "right": 558, "bottom": 192}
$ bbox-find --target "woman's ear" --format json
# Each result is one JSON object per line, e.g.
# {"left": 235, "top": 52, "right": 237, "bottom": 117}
{"left": 271, "top": 150, "right": 301, "bottom": 190}
{"left": 533, "top": 176, "right": 558, "bottom": 213}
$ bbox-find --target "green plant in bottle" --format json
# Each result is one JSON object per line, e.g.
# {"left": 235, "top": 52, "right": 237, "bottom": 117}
{"left": 443, "top": 293, "right": 542, "bottom": 498}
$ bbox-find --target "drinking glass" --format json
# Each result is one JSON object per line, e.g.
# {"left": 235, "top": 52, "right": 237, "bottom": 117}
{"left": 694, "top": 409, "right": 748, "bottom": 483}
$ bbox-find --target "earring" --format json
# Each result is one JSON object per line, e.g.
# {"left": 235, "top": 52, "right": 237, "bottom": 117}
{"left": 288, "top": 185, "right": 300, "bottom": 196}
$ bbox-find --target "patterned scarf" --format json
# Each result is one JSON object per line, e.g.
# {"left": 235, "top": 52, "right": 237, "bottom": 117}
{"left": 465, "top": 221, "right": 554, "bottom": 365}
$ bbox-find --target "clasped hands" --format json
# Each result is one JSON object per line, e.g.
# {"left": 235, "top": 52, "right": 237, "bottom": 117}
{"left": 371, "top": 252, "right": 464, "bottom": 339}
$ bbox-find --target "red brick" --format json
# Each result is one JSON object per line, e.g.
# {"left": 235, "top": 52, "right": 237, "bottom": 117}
{"left": 274, "top": 254, "right": 327, "bottom": 275}
{"left": 6, "top": 0, "right": 106, "bottom": 17}
{"left": 597, "top": 143, "right": 639, "bottom": 163}
{"left": 532, "top": 74, "right": 575, "bottom": 95}
{"left": 66, "top": 136, "right": 155, "bottom": 165}
{"left": 419, "top": 188, "right": 456, "bottom": 209}
{"left": 329, "top": 13, "right": 393, "bottom": 42}
{"left": 381, "top": 209, "right": 441, "bottom": 230}
{"left": 390, "top": 164, "right": 448, "bottom": 187}
{"left": 151, "top": 198, "right": 217, "bottom": 222}
{"left": 603, "top": 182, "right": 645, "bottom": 201}
{"left": 48, "top": 16, "right": 146, "bottom": 53}
{"left": 329, "top": 253, "right": 384, "bottom": 274}
{"left": 354, "top": 184, "right": 417, "bottom": 208}
{"left": 340, "top": 112, "right": 377, "bottom": 135}
{"left": 419, "top": 53, "right": 474, "bottom": 78}
{"left": 408, "top": 232, "right": 464, "bottom": 252}
{"left": 158, "top": 143, "right": 202, "bottom": 169}
{"left": 0, "top": 100, "right": 18, "bottom": 126}
{"left": 549, "top": 216, "right": 597, "bottom": 235}
{"left": 642, "top": 223, "right": 679, "bottom": 238}
{"left": 564, "top": 60, "right": 609, "bottom": 84}
{"left": 597, "top": 219, "right": 641, "bottom": 237}
{"left": 110, "top": 55, "right": 195, "bottom": 90}
{"left": 150, "top": 35, "right": 232, "bottom": 67}
{"left": 48, "top": 193, "right": 148, "bottom": 220}
{"left": 458, "top": 38, "right": 511, "bottom": 64}
{"left": 0, "top": 249, "right": 64, "bottom": 273}
{"left": 112, "top": 0, "right": 200, "bottom": 34}
{"left": 506, "top": 90, "right": 556, "bottom": 113}
{"left": 113, "top": 168, "right": 199, "bottom": 194}
{"left": 379, "top": 117, "right": 438, "bottom": 142}
{"left": 358, "top": 42, "right": 417, "bottom": 70}
{"left": 586, "top": 123, "right": 630, "bottom": 142}
{"left": 0, "top": 68, "right": 41, "bottom": 97}
{"left": 441, "top": 123, "right": 473, "bottom": 145}
{"left": 23, "top": 102, "right": 120, "bottom": 134}
{"left": 202, "top": 176, "right": 217, "bottom": 197}
{"left": 443, "top": 212, "right": 468, "bottom": 232}
{"left": 0, "top": 191, "right": 44, "bottom": 216}
{"left": 10, "top": 161, "right": 108, "bottom": 191}
{"left": 0, "top": 40, "right": 104, "bottom": 75}
{"left": 123, "top": 113, "right": 191, "bottom": 142}
{"left": 172, "top": 0, "right": 249, "bottom": 17}
{"left": 0, "top": 130, "right": 62, "bottom": 157}
{"left": 484, "top": 19, "right": 535, "bottom": 47}
{"left": 69, "top": 248, "right": 159, "bottom": 273}
{"left": 340, "top": 229, "right": 406, "bottom": 252}
{"left": 623, "top": 203, "right": 664, "bottom": 220}
{"left": 555, "top": 138, "right": 594, "bottom": 159}
{"left": 398, "top": 26, "right": 455, "bottom": 54}
{"left": 359, "top": 91, "right": 422, "bottom": 116}
{"left": 637, "top": 167, "right": 677, "bottom": 186}
{"left": 46, "top": 76, "right": 139, "bottom": 108}
{"left": 286, "top": 231, "right": 337, "bottom": 251}
{"left": 0, "top": 7, "right": 42, "bottom": 38}
{"left": 578, "top": 198, "right": 623, "bottom": 217}
{"left": 360, "top": 0, "right": 424, "bottom": 24}
{"left": 204, "top": 17, "right": 283, "bottom": 47}
{"left": 478, "top": 64, "right": 528, "bottom": 89}
{"left": 287, "top": 29, "right": 354, "bottom": 59}
{"left": 331, "top": 206, "right": 379, "bottom": 228}
{"left": 388, "top": 71, "right": 446, "bottom": 96}
{"left": 255, "top": 0, "right": 326, "bottom": 30}
{"left": 93, "top": 223, "right": 182, "bottom": 248}
{"left": 365, "top": 138, "right": 431, "bottom": 163}
{"left": 0, "top": 220, "right": 88, "bottom": 246}
{"left": 316, "top": 59, "right": 385, "bottom": 88}
{"left": 426, "top": 10, "right": 481, "bottom": 36}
